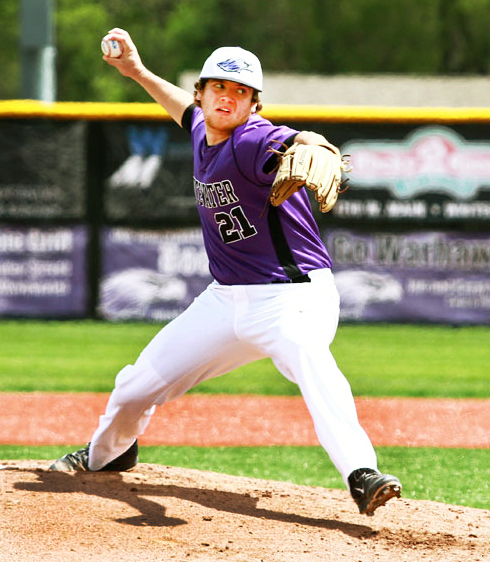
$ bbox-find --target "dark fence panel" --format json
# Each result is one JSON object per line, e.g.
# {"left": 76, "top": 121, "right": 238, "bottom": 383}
{"left": 0, "top": 119, "right": 87, "bottom": 221}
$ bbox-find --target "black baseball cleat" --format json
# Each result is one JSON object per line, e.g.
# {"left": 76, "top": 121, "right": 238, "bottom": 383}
{"left": 49, "top": 444, "right": 90, "bottom": 471}
{"left": 348, "top": 468, "right": 402, "bottom": 516}
{"left": 49, "top": 440, "right": 139, "bottom": 472}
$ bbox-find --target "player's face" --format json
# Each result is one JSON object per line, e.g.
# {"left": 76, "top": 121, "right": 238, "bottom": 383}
{"left": 197, "top": 79, "right": 256, "bottom": 145}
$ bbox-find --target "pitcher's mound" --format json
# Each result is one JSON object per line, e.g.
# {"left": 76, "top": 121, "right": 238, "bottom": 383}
{"left": 1, "top": 461, "right": 488, "bottom": 561}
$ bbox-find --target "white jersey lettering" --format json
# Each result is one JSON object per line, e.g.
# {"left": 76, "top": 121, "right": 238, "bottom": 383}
{"left": 194, "top": 177, "right": 239, "bottom": 209}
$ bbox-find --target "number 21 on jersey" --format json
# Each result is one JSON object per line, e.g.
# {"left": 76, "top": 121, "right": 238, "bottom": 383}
{"left": 214, "top": 206, "right": 257, "bottom": 244}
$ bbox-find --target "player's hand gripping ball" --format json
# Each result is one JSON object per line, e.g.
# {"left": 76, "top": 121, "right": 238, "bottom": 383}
{"left": 101, "top": 38, "right": 122, "bottom": 58}
{"left": 269, "top": 142, "right": 351, "bottom": 213}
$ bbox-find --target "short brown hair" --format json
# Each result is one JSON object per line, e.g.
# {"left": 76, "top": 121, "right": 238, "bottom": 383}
{"left": 193, "top": 79, "right": 262, "bottom": 112}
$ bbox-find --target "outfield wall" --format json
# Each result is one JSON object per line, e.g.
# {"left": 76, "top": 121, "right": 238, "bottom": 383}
{"left": 0, "top": 100, "right": 489, "bottom": 323}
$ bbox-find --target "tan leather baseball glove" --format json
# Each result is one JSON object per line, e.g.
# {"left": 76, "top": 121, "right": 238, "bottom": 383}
{"left": 269, "top": 142, "right": 350, "bottom": 213}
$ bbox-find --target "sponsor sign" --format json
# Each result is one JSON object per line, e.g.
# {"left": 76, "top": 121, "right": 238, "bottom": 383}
{"left": 99, "top": 227, "right": 212, "bottom": 321}
{"left": 0, "top": 225, "right": 88, "bottom": 316}
{"left": 99, "top": 225, "right": 490, "bottom": 324}
{"left": 343, "top": 126, "right": 490, "bottom": 200}
{"left": 323, "top": 124, "right": 490, "bottom": 223}
{"left": 325, "top": 229, "right": 490, "bottom": 324}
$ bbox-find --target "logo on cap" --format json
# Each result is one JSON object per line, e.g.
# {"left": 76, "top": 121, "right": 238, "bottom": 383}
{"left": 217, "top": 58, "right": 253, "bottom": 74}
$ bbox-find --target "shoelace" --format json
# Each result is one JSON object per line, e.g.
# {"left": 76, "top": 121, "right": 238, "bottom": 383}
{"left": 64, "top": 448, "right": 88, "bottom": 469}
{"left": 351, "top": 471, "right": 381, "bottom": 495}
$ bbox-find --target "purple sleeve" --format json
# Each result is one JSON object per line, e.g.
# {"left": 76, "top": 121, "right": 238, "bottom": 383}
{"left": 233, "top": 115, "right": 299, "bottom": 186}
{"left": 188, "top": 109, "right": 298, "bottom": 186}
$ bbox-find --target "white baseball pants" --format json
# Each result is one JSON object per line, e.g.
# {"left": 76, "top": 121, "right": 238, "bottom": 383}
{"left": 88, "top": 268, "right": 378, "bottom": 484}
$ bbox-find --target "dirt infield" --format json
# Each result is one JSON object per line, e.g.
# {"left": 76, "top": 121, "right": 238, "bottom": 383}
{"left": 1, "top": 394, "right": 489, "bottom": 561}
{"left": 1, "top": 462, "right": 489, "bottom": 561}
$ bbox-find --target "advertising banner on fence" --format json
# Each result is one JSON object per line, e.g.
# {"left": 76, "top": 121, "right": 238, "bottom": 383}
{"left": 330, "top": 124, "right": 490, "bottom": 224}
{"left": 99, "top": 226, "right": 490, "bottom": 324}
{"left": 324, "top": 229, "right": 490, "bottom": 324}
{"left": 99, "top": 227, "right": 212, "bottom": 321}
{"left": 0, "top": 225, "right": 88, "bottom": 317}
{"left": 0, "top": 121, "right": 87, "bottom": 220}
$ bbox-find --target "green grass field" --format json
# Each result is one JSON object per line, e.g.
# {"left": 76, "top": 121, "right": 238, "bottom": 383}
{"left": 0, "top": 320, "right": 488, "bottom": 397}
{"left": 0, "top": 319, "right": 488, "bottom": 510}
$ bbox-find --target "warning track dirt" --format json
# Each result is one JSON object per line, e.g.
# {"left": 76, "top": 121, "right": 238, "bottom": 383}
{"left": 0, "top": 393, "right": 488, "bottom": 448}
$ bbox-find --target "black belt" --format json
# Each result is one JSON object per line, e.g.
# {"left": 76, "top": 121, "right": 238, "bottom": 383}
{"left": 271, "top": 274, "right": 311, "bottom": 284}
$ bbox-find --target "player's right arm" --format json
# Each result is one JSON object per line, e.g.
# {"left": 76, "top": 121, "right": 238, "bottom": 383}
{"left": 102, "top": 28, "right": 194, "bottom": 127}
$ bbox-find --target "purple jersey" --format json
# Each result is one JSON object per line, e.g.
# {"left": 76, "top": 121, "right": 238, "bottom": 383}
{"left": 187, "top": 106, "right": 332, "bottom": 284}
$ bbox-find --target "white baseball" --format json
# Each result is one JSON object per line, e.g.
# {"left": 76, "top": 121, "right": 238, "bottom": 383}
{"left": 101, "top": 38, "right": 122, "bottom": 58}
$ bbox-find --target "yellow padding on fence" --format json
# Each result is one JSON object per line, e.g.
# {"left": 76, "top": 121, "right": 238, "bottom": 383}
{"left": 0, "top": 100, "right": 171, "bottom": 121}
{"left": 1, "top": 99, "right": 490, "bottom": 123}
{"left": 263, "top": 104, "right": 490, "bottom": 123}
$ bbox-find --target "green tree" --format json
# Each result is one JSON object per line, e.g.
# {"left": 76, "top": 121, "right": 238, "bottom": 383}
{"left": 55, "top": 1, "right": 110, "bottom": 101}
{"left": 439, "top": 0, "right": 490, "bottom": 73}
{"left": 0, "top": 1, "right": 20, "bottom": 99}
{"left": 3, "top": 0, "right": 490, "bottom": 102}
{"left": 323, "top": 0, "right": 442, "bottom": 73}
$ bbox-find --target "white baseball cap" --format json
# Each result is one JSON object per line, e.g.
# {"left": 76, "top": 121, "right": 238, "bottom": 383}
{"left": 199, "top": 46, "right": 263, "bottom": 91}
